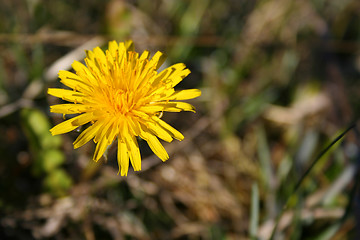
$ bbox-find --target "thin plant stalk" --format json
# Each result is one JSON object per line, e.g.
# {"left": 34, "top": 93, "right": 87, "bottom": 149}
{"left": 269, "top": 122, "right": 356, "bottom": 240}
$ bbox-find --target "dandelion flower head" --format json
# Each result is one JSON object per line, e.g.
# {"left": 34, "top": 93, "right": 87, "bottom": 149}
{"left": 48, "top": 40, "right": 201, "bottom": 176}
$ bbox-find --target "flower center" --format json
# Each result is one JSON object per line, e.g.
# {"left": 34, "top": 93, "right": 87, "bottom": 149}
{"left": 110, "top": 89, "right": 135, "bottom": 115}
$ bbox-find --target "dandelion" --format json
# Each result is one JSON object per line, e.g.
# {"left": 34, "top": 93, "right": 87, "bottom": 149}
{"left": 48, "top": 40, "right": 201, "bottom": 176}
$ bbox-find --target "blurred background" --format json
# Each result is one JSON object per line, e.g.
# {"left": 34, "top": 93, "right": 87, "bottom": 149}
{"left": 1, "top": 0, "right": 360, "bottom": 239}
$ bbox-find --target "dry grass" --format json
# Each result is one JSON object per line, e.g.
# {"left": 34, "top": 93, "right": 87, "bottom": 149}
{"left": 1, "top": 0, "right": 360, "bottom": 239}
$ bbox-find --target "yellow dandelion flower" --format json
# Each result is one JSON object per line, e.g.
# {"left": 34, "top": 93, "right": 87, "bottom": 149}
{"left": 48, "top": 40, "right": 201, "bottom": 176}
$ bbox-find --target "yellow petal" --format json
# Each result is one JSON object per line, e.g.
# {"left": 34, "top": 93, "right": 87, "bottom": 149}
{"left": 48, "top": 88, "right": 85, "bottom": 103}
{"left": 133, "top": 65, "right": 157, "bottom": 89}
{"left": 149, "top": 67, "right": 172, "bottom": 86}
{"left": 142, "top": 102, "right": 196, "bottom": 113}
{"left": 72, "top": 112, "right": 94, "bottom": 125}
{"left": 50, "top": 119, "right": 78, "bottom": 135}
{"left": 127, "top": 116, "right": 141, "bottom": 136}
{"left": 50, "top": 112, "right": 92, "bottom": 135}
{"left": 140, "top": 50, "right": 150, "bottom": 61}
{"left": 131, "top": 51, "right": 150, "bottom": 86}
{"left": 169, "top": 68, "right": 191, "bottom": 88}
{"left": 169, "top": 89, "right": 201, "bottom": 100}
{"left": 118, "top": 138, "right": 129, "bottom": 176}
{"left": 93, "top": 134, "right": 109, "bottom": 162}
{"left": 93, "top": 47, "right": 108, "bottom": 74}
{"left": 148, "top": 63, "right": 190, "bottom": 89}
{"left": 106, "top": 120, "right": 119, "bottom": 145}
{"left": 147, "top": 121, "right": 173, "bottom": 142}
{"left": 50, "top": 104, "right": 90, "bottom": 114}
{"left": 145, "top": 134, "right": 169, "bottom": 162}
{"left": 84, "top": 58, "right": 104, "bottom": 84}
{"left": 108, "top": 40, "right": 118, "bottom": 58}
{"left": 124, "top": 124, "right": 141, "bottom": 171}
{"left": 132, "top": 110, "right": 150, "bottom": 119}
{"left": 165, "top": 102, "right": 196, "bottom": 112}
{"left": 105, "top": 49, "right": 114, "bottom": 67}
{"left": 73, "top": 120, "right": 103, "bottom": 149}
{"left": 125, "top": 40, "right": 134, "bottom": 51}
{"left": 152, "top": 117, "right": 184, "bottom": 141}
{"left": 58, "top": 70, "right": 91, "bottom": 92}
{"left": 93, "top": 117, "right": 113, "bottom": 143}
{"left": 85, "top": 49, "right": 95, "bottom": 61}
{"left": 117, "top": 42, "right": 127, "bottom": 61}
{"left": 149, "top": 51, "right": 166, "bottom": 70}
{"left": 93, "top": 47, "right": 106, "bottom": 64}
{"left": 147, "top": 85, "right": 175, "bottom": 100}
{"left": 138, "top": 105, "right": 164, "bottom": 113}
{"left": 72, "top": 61, "right": 98, "bottom": 86}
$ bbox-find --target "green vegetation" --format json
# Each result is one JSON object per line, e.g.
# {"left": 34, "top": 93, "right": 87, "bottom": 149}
{"left": 1, "top": 0, "right": 360, "bottom": 239}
